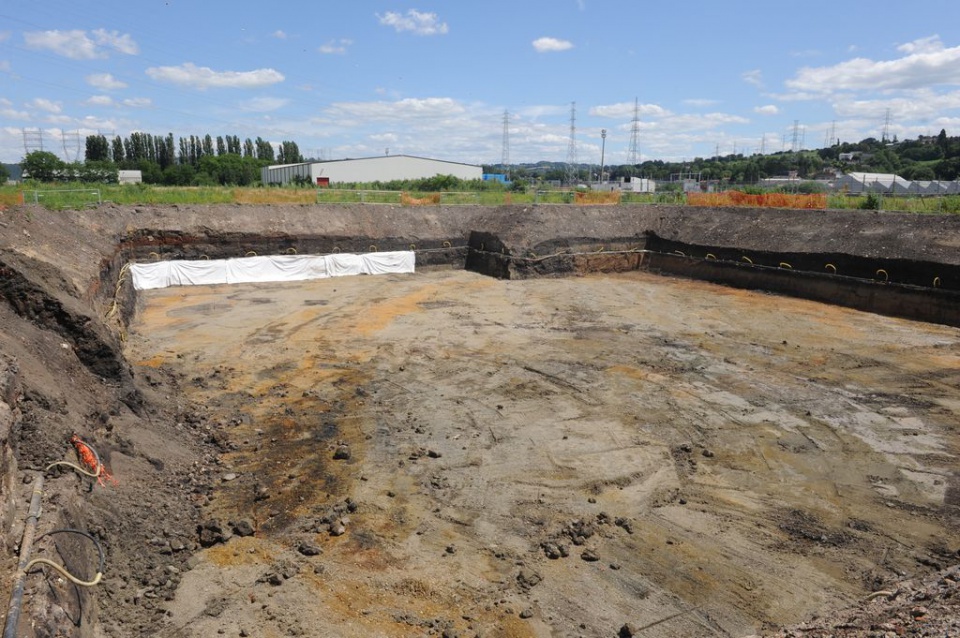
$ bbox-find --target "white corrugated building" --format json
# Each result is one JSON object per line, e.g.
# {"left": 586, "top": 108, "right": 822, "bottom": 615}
{"left": 836, "top": 172, "right": 911, "bottom": 193}
{"left": 261, "top": 154, "right": 481, "bottom": 186}
{"left": 836, "top": 172, "right": 960, "bottom": 194}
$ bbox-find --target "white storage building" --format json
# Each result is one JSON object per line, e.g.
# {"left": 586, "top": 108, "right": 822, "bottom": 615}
{"left": 261, "top": 154, "right": 481, "bottom": 186}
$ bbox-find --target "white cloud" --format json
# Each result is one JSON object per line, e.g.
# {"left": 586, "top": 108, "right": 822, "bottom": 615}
{"left": 92, "top": 29, "right": 139, "bottom": 55}
{"left": 369, "top": 132, "right": 398, "bottom": 144}
{"left": 122, "top": 97, "right": 152, "bottom": 108}
{"left": 0, "top": 60, "right": 9, "bottom": 73}
{"left": 0, "top": 106, "right": 29, "bottom": 120}
{"left": 831, "top": 89, "right": 960, "bottom": 120}
{"left": 319, "top": 39, "right": 352, "bottom": 55}
{"left": 0, "top": 31, "right": 9, "bottom": 42}
{"left": 786, "top": 35, "right": 960, "bottom": 93}
{"left": 240, "top": 97, "right": 289, "bottom": 112}
{"left": 590, "top": 101, "right": 670, "bottom": 119}
{"left": 657, "top": 112, "right": 750, "bottom": 132}
{"left": 377, "top": 10, "right": 448, "bottom": 36}
{"left": 325, "top": 97, "right": 465, "bottom": 123}
{"left": 24, "top": 28, "right": 139, "bottom": 59}
{"left": 86, "top": 72, "right": 128, "bottom": 90}
{"left": 897, "top": 35, "right": 943, "bottom": 55}
{"left": 742, "top": 69, "right": 763, "bottom": 87}
{"left": 145, "top": 63, "right": 285, "bottom": 89}
{"left": 533, "top": 37, "right": 573, "bottom": 53}
{"left": 30, "top": 98, "right": 62, "bottom": 113}
{"left": 754, "top": 104, "right": 779, "bottom": 115}
{"left": 86, "top": 95, "right": 115, "bottom": 106}
{"left": 272, "top": 30, "right": 288, "bottom": 40}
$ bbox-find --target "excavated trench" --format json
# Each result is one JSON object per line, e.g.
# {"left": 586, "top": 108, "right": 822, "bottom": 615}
{"left": 464, "top": 231, "right": 960, "bottom": 328}
{"left": 1, "top": 203, "right": 959, "bottom": 638}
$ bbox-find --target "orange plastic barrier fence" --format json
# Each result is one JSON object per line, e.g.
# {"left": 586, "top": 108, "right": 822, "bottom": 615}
{"left": 686, "top": 191, "right": 826, "bottom": 210}
{"left": 0, "top": 191, "right": 24, "bottom": 210}
{"left": 574, "top": 191, "right": 622, "bottom": 205}
{"left": 401, "top": 192, "right": 441, "bottom": 206}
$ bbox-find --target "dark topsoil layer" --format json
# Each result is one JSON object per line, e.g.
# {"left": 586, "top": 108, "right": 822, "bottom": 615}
{"left": 0, "top": 202, "right": 958, "bottom": 637}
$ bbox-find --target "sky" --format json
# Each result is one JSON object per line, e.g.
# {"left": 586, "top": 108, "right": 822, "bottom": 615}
{"left": 2, "top": 0, "right": 960, "bottom": 167}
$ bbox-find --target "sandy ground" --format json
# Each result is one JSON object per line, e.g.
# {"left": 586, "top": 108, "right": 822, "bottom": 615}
{"left": 124, "top": 267, "right": 960, "bottom": 638}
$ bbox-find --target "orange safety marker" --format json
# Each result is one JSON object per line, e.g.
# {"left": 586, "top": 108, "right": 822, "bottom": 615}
{"left": 70, "top": 435, "right": 117, "bottom": 486}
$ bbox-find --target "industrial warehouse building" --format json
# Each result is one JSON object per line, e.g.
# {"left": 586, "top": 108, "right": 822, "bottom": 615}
{"left": 261, "top": 154, "right": 482, "bottom": 186}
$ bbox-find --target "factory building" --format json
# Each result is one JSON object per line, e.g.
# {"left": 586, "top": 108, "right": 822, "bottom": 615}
{"left": 261, "top": 154, "right": 482, "bottom": 186}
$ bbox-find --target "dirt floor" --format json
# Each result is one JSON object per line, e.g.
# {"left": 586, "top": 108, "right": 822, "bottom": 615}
{"left": 124, "top": 267, "right": 959, "bottom": 637}
{"left": 1, "top": 202, "right": 959, "bottom": 638}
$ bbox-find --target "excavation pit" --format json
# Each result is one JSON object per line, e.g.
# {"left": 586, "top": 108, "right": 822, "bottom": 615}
{"left": 129, "top": 267, "right": 959, "bottom": 637}
{"left": 1, "top": 202, "right": 958, "bottom": 637}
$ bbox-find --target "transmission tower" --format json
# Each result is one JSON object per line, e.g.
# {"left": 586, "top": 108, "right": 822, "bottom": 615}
{"left": 823, "top": 120, "right": 837, "bottom": 148}
{"left": 22, "top": 128, "right": 45, "bottom": 156}
{"left": 881, "top": 108, "right": 891, "bottom": 143}
{"left": 501, "top": 110, "right": 511, "bottom": 179}
{"left": 565, "top": 102, "right": 578, "bottom": 185}
{"left": 791, "top": 120, "right": 800, "bottom": 152}
{"left": 627, "top": 97, "right": 641, "bottom": 165}
{"left": 61, "top": 130, "right": 82, "bottom": 162}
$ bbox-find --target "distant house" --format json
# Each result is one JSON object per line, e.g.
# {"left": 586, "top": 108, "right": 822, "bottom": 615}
{"left": 620, "top": 176, "right": 656, "bottom": 193}
{"left": 118, "top": 170, "right": 143, "bottom": 184}
{"left": 838, "top": 151, "right": 873, "bottom": 163}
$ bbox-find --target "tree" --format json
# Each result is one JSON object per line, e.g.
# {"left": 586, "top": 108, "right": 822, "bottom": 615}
{"left": 85, "top": 134, "right": 110, "bottom": 162}
{"left": 0, "top": 163, "right": 9, "bottom": 183}
{"left": 202, "top": 134, "right": 215, "bottom": 157}
{"left": 277, "top": 140, "right": 302, "bottom": 164}
{"left": 255, "top": 137, "right": 274, "bottom": 161}
{"left": 111, "top": 136, "right": 124, "bottom": 164}
{"left": 21, "top": 151, "right": 64, "bottom": 181}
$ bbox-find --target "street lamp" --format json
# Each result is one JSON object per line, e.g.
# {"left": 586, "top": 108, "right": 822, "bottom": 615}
{"left": 599, "top": 129, "right": 607, "bottom": 186}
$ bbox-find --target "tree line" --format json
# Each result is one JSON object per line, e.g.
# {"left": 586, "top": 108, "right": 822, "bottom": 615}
{"left": 21, "top": 132, "right": 304, "bottom": 186}
{"left": 494, "top": 129, "right": 960, "bottom": 188}
{"left": 19, "top": 129, "right": 960, "bottom": 190}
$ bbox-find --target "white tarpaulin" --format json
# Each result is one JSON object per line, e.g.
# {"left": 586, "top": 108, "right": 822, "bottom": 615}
{"left": 130, "top": 251, "right": 415, "bottom": 290}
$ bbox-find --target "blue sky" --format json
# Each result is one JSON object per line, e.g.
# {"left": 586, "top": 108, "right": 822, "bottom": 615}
{"left": 2, "top": 0, "right": 960, "bottom": 166}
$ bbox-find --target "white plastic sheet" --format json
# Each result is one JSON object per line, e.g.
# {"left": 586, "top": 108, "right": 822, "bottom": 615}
{"left": 130, "top": 251, "right": 415, "bottom": 290}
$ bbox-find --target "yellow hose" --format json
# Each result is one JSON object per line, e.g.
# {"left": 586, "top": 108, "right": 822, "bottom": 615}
{"left": 45, "top": 461, "right": 101, "bottom": 481}
{"left": 24, "top": 558, "right": 102, "bottom": 587}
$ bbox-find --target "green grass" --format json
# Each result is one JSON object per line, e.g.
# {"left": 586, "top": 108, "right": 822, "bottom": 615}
{"left": 3, "top": 182, "right": 959, "bottom": 214}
